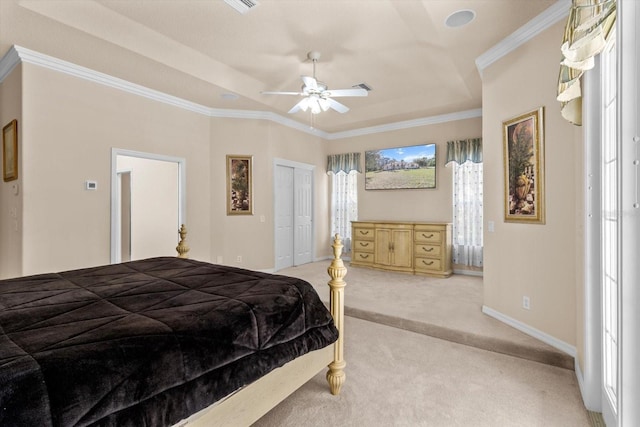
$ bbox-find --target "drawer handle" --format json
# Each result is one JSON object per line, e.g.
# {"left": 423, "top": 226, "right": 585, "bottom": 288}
{"left": 421, "top": 233, "right": 434, "bottom": 238}
{"left": 422, "top": 247, "right": 434, "bottom": 252}
{"left": 361, "top": 242, "right": 369, "bottom": 247}
{"left": 359, "top": 254, "right": 370, "bottom": 259}
{"left": 422, "top": 260, "right": 434, "bottom": 266}
{"left": 360, "top": 230, "right": 370, "bottom": 235}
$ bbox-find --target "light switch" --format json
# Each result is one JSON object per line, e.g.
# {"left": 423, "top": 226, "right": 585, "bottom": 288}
{"left": 488, "top": 221, "right": 495, "bottom": 232}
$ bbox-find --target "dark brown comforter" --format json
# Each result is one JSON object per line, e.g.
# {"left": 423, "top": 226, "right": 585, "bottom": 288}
{"left": 0, "top": 257, "right": 338, "bottom": 426}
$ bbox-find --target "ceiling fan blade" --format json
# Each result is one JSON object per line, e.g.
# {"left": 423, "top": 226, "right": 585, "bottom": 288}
{"left": 327, "top": 98, "right": 350, "bottom": 114}
{"left": 288, "top": 98, "right": 310, "bottom": 114}
{"left": 301, "top": 75, "right": 318, "bottom": 91}
{"left": 261, "top": 91, "right": 302, "bottom": 96}
{"left": 325, "top": 88, "right": 368, "bottom": 97}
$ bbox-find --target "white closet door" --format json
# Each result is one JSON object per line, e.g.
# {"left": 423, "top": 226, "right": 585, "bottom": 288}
{"left": 275, "top": 165, "right": 294, "bottom": 270}
{"left": 294, "top": 168, "right": 313, "bottom": 265}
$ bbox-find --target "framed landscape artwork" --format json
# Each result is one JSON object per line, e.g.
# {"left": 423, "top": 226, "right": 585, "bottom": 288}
{"left": 364, "top": 143, "right": 436, "bottom": 190}
{"left": 226, "top": 155, "right": 253, "bottom": 215}
{"left": 3, "top": 119, "right": 18, "bottom": 182}
{"left": 502, "top": 107, "right": 545, "bottom": 224}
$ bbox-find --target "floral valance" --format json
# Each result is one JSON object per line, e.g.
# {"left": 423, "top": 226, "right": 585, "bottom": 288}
{"left": 557, "top": 0, "right": 616, "bottom": 126}
{"left": 327, "top": 152, "right": 362, "bottom": 174}
{"left": 445, "top": 138, "right": 482, "bottom": 165}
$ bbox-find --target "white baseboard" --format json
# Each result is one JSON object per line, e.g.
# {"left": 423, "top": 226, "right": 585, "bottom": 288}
{"left": 453, "top": 268, "right": 483, "bottom": 277}
{"left": 482, "top": 305, "right": 577, "bottom": 357}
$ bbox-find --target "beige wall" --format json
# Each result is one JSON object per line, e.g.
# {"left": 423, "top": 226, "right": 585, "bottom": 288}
{"left": 327, "top": 117, "right": 482, "bottom": 224}
{"left": 20, "top": 63, "right": 212, "bottom": 275}
{"left": 116, "top": 155, "right": 179, "bottom": 260}
{"left": 0, "top": 63, "right": 23, "bottom": 279}
{"left": 209, "top": 118, "right": 329, "bottom": 269}
{"left": 482, "top": 21, "right": 582, "bottom": 347}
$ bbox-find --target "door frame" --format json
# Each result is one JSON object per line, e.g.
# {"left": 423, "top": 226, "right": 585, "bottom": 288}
{"left": 110, "top": 148, "right": 186, "bottom": 263}
{"left": 273, "top": 158, "right": 315, "bottom": 270}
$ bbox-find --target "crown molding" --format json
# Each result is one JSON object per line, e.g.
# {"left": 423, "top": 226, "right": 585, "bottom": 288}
{"left": 326, "top": 108, "right": 483, "bottom": 140}
{"left": 475, "top": 0, "right": 571, "bottom": 75}
{"left": 1, "top": 45, "right": 477, "bottom": 140}
{"left": 0, "top": 46, "right": 20, "bottom": 83}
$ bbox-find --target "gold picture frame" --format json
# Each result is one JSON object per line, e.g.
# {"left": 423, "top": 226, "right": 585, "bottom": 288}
{"left": 3, "top": 119, "right": 18, "bottom": 182}
{"left": 503, "top": 107, "right": 545, "bottom": 224}
{"left": 226, "top": 155, "right": 253, "bottom": 215}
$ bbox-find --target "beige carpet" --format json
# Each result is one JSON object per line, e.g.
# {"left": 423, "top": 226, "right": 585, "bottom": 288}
{"left": 278, "top": 261, "right": 573, "bottom": 369}
{"left": 251, "top": 261, "right": 592, "bottom": 426}
{"left": 253, "top": 316, "right": 590, "bottom": 426}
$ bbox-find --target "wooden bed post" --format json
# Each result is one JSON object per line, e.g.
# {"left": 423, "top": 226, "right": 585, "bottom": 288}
{"left": 326, "top": 233, "right": 346, "bottom": 395}
{"left": 176, "top": 224, "right": 190, "bottom": 258}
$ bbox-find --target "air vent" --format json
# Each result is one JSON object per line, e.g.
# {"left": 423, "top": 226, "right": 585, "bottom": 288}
{"left": 224, "top": 0, "right": 259, "bottom": 14}
{"left": 353, "top": 83, "right": 373, "bottom": 92}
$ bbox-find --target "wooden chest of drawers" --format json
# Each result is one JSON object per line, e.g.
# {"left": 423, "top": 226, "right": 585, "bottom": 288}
{"left": 351, "top": 221, "right": 452, "bottom": 278}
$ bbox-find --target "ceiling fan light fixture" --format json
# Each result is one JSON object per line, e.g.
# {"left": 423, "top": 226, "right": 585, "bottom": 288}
{"left": 445, "top": 9, "right": 475, "bottom": 28}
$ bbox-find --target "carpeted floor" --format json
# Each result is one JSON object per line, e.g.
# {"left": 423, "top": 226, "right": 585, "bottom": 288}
{"left": 251, "top": 261, "right": 591, "bottom": 426}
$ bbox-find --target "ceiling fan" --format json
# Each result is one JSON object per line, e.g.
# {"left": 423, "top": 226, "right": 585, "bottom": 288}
{"left": 261, "top": 51, "right": 368, "bottom": 115}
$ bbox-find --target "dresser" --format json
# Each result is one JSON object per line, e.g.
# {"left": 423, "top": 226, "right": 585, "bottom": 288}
{"left": 351, "top": 221, "right": 452, "bottom": 278}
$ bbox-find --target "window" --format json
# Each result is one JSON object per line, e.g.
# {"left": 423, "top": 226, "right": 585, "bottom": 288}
{"left": 327, "top": 153, "right": 361, "bottom": 252}
{"left": 446, "top": 139, "right": 483, "bottom": 267}
{"left": 330, "top": 171, "right": 358, "bottom": 252}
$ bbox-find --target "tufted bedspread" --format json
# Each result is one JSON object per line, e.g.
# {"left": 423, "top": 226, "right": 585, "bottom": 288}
{"left": 0, "top": 257, "right": 338, "bottom": 426}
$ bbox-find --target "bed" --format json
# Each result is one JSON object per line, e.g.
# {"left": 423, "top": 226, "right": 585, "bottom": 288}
{"left": 0, "top": 226, "right": 347, "bottom": 427}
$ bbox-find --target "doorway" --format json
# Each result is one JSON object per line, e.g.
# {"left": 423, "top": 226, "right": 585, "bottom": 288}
{"left": 110, "top": 148, "right": 186, "bottom": 263}
{"left": 274, "top": 159, "right": 314, "bottom": 271}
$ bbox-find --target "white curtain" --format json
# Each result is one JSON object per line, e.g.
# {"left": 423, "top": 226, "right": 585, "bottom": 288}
{"left": 330, "top": 170, "right": 358, "bottom": 252}
{"left": 557, "top": 0, "right": 616, "bottom": 125}
{"left": 447, "top": 139, "right": 483, "bottom": 267}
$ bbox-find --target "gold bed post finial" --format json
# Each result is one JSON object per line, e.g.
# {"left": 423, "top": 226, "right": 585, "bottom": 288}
{"left": 326, "top": 233, "right": 347, "bottom": 395}
{"left": 176, "top": 224, "right": 190, "bottom": 259}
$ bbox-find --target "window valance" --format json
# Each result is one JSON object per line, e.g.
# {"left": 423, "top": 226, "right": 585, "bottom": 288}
{"left": 557, "top": 0, "right": 616, "bottom": 126}
{"left": 327, "top": 152, "right": 362, "bottom": 174}
{"left": 445, "top": 138, "right": 482, "bottom": 165}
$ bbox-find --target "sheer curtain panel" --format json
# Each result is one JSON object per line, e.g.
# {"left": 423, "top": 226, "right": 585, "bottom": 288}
{"left": 327, "top": 153, "right": 361, "bottom": 252}
{"left": 446, "top": 139, "right": 483, "bottom": 267}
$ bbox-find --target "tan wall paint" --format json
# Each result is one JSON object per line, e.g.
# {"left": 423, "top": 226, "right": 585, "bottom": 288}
{"left": 0, "top": 64, "right": 23, "bottom": 279}
{"left": 116, "top": 155, "right": 179, "bottom": 260}
{"left": 326, "top": 117, "right": 482, "bottom": 223}
{"left": 20, "top": 64, "right": 211, "bottom": 275}
{"left": 482, "top": 21, "right": 582, "bottom": 347}
{"left": 209, "top": 118, "right": 329, "bottom": 269}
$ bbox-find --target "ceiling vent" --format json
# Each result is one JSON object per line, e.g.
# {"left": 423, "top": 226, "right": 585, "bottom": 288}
{"left": 224, "top": 0, "right": 260, "bottom": 14}
{"left": 353, "top": 83, "right": 373, "bottom": 92}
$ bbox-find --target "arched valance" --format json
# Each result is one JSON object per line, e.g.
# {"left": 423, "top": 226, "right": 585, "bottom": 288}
{"left": 445, "top": 138, "right": 482, "bottom": 165}
{"left": 327, "top": 152, "right": 361, "bottom": 174}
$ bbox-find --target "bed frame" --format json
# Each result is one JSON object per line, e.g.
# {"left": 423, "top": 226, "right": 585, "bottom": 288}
{"left": 173, "top": 226, "right": 346, "bottom": 427}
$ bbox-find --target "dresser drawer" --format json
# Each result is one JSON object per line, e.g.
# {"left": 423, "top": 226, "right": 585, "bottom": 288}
{"left": 353, "top": 227, "right": 374, "bottom": 241}
{"left": 353, "top": 251, "right": 374, "bottom": 264}
{"left": 415, "top": 257, "right": 442, "bottom": 272}
{"left": 414, "top": 244, "right": 441, "bottom": 258}
{"left": 353, "top": 239, "right": 374, "bottom": 252}
{"left": 414, "top": 229, "right": 442, "bottom": 244}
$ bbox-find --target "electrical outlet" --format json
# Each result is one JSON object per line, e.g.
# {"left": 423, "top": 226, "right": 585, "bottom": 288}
{"left": 236, "top": 255, "right": 242, "bottom": 263}
{"left": 522, "top": 296, "right": 531, "bottom": 310}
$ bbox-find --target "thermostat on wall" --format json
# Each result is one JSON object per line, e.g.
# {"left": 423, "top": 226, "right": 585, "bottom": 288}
{"left": 85, "top": 180, "right": 97, "bottom": 190}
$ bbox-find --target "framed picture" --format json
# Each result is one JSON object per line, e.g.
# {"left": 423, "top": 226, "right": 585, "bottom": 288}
{"left": 3, "top": 119, "right": 18, "bottom": 182}
{"left": 364, "top": 143, "right": 436, "bottom": 190}
{"left": 226, "top": 155, "right": 253, "bottom": 215}
{"left": 503, "top": 107, "right": 545, "bottom": 224}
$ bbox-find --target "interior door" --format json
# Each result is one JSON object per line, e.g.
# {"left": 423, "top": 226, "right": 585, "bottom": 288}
{"left": 294, "top": 168, "right": 313, "bottom": 265}
{"left": 274, "top": 160, "right": 315, "bottom": 271}
{"left": 275, "top": 165, "right": 294, "bottom": 270}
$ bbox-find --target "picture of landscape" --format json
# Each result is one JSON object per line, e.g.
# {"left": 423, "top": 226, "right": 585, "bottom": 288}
{"left": 365, "top": 143, "right": 436, "bottom": 190}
